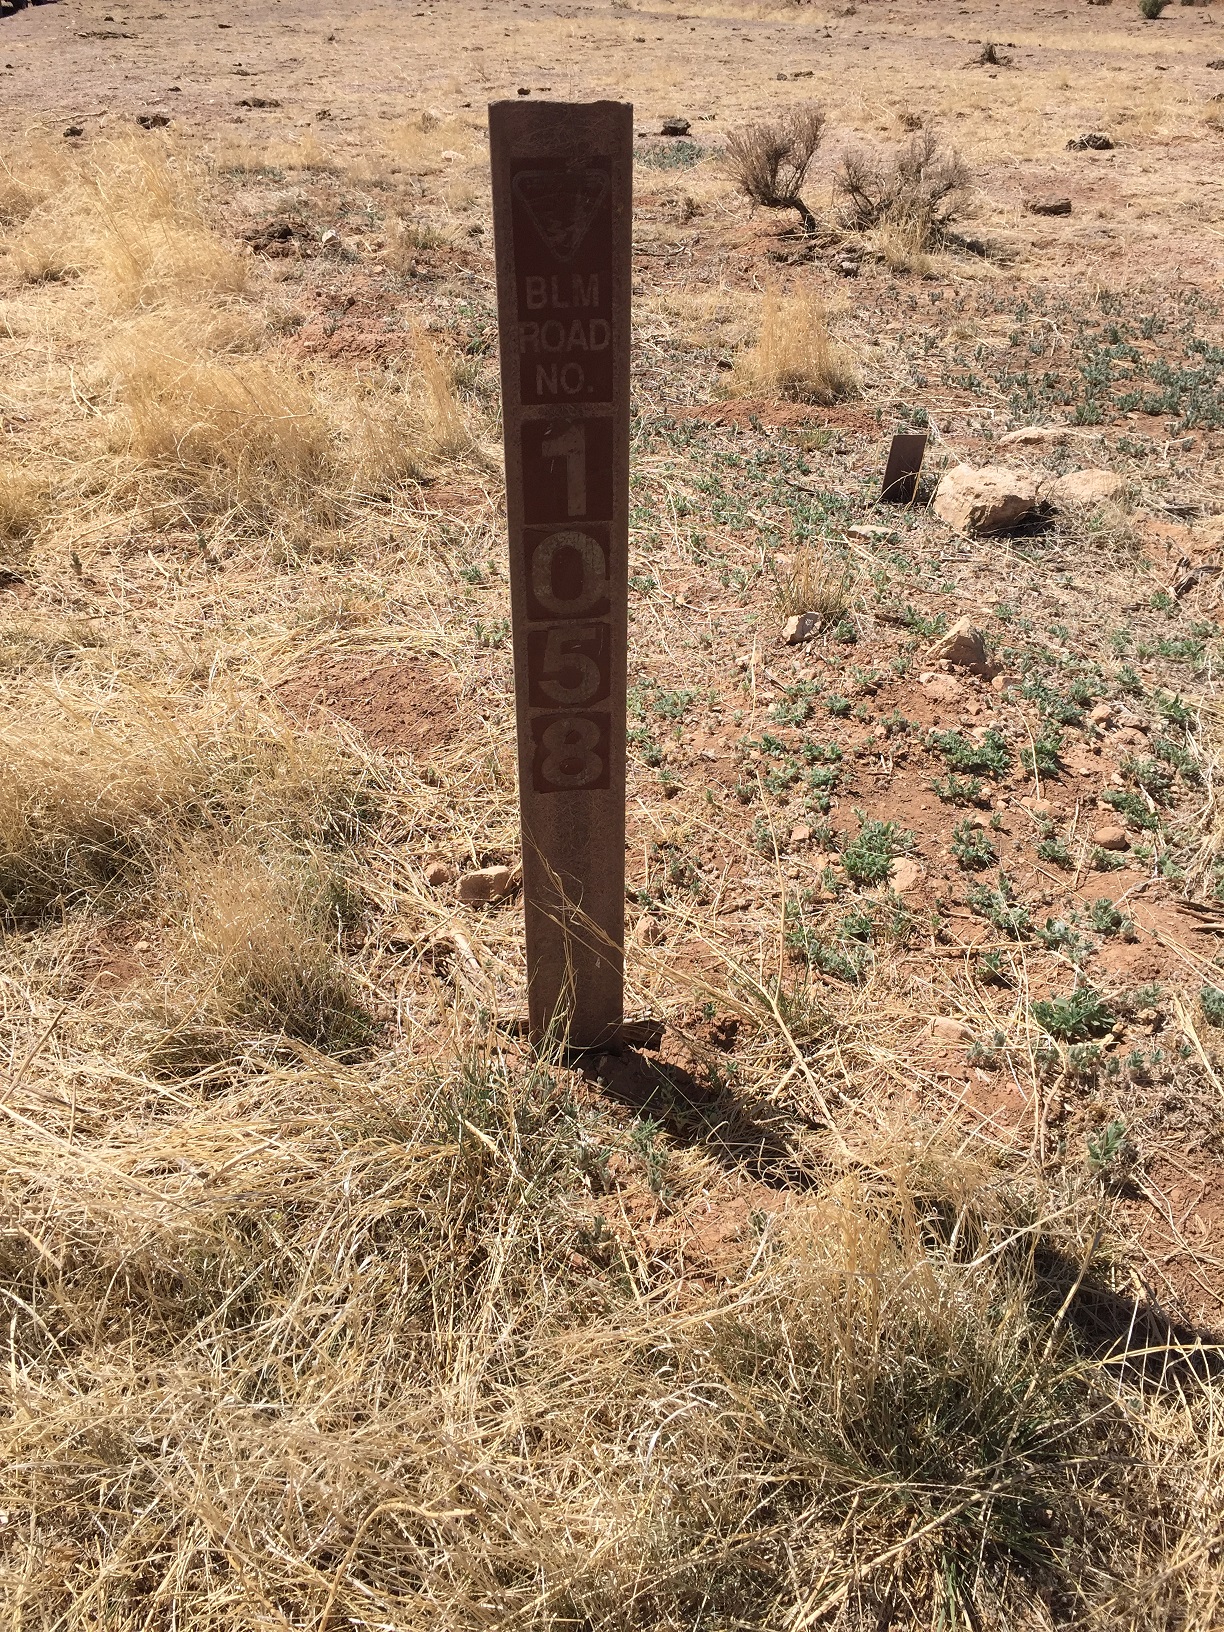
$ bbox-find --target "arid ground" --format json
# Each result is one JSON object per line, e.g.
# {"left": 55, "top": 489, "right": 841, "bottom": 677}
{"left": 3, "top": 0, "right": 1224, "bottom": 1626}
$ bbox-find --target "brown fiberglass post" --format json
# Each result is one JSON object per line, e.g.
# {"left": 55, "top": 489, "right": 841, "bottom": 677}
{"left": 489, "top": 99, "right": 632, "bottom": 1050}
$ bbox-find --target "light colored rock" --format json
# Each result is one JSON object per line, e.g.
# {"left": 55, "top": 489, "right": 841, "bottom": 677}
{"left": 636, "top": 914, "right": 665, "bottom": 946}
{"left": 918, "top": 671, "right": 963, "bottom": 703}
{"left": 933, "top": 465, "right": 1038, "bottom": 536}
{"left": 789, "top": 823, "right": 812, "bottom": 847}
{"left": 1020, "top": 796, "right": 1054, "bottom": 819}
{"left": 425, "top": 860, "right": 455, "bottom": 888}
{"left": 1051, "top": 468, "right": 1127, "bottom": 507}
{"left": 457, "top": 865, "right": 516, "bottom": 904}
{"left": 926, "top": 616, "right": 989, "bottom": 674}
{"left": 783, "top": 612, "right": 820, "bottom": 645}
{"left": 1087, "top": 702, "right": 1114, "bottom": 728}
{"left": 1092, "top": 826, "right": 1128, "bottom": 852}
{"left": 997, "top": 426, "right": 1069, "bottom": 451}
{"left": 929, "top": 1016, "right": 973, "bottom": 1045}
{"left": 890, "top": 857, "right": 925, "bottom": 894}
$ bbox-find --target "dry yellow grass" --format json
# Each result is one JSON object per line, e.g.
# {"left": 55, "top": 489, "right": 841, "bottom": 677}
{"left": 731, "top": 287, "right": 858, "bottom": 404}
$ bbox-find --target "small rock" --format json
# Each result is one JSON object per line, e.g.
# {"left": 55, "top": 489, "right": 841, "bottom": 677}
{"left": 997, "top": 425, "right": 1068, "bottom": 450}
{"left": 1021, "top": 796, "right": 1054, "bottom": 818}
{"left": 933, "top": 465, "right": 1038, "bottom": 536}
{"left": 1087, "top": 702, "right": 1114, "bottom": 728}
{"left": 890, "top": 857, "right": 925, "bottom": 894}
{"left": 136, "top": 111, "right": 171, "bottom": 129}
{"left": 1209, "top": 59, "right": 1224, "bottom": 70}
{"left": 1092, "top": 826, "right": 1128, "bottom": 851}
{"left": 1067, "top": 132, "right": 1114, "bottom": 151}
{"left": 660, "top": 115, "right": 691, "bottom": 136}
{"left": 918, "top": 671, "right": 963, "bottom": 703}
{"left": 237, "top": 96, "right": 282, "bottom": 109}
{"left": 929, "top": 1016, "right": 973, "bottom": 1045}
{"left": 1051, "top": 468, "right": 1127, "bottom": 507}
{"left": 1114, "top": 707, "right": 1147, "bottom": 732}
{"left": 63, "top": 124, "right": 85, "bottom": 138}
{"left": 457, "top": 865, "right": 516, "bottom": 904}
{"left": 636, "top": 914, "right": 665, "bottom": 946}
{"left": 133, "top": 939, "right": 151, "bottom": 953}
{"left": 789, "top": 824, "right": 812, "bottom": 847}
{"left": 1025, "top": 196, "right": 1072, "bottom": 216}
{"left": 836, "top": 257, "right": 861, "bottom": 277}
{"left": 926, "top": 616, "right": 989, "bottom": 675}
{"left": 425, "top": 860, "right": 455, "bottom": 888}
{"left": 783, "top": 611, "right": 820, "bottom": 645}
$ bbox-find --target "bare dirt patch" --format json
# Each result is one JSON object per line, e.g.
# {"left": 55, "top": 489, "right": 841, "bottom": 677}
{"left": 277, "top": 652, "right": 460, "bottom": 757}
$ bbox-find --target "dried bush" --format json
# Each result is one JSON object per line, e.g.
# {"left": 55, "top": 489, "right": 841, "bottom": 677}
{"left": 726, "top": 103, "right": 826, "bottom": 234}
{"left": 837, "top": 131, "right": 970, "bottom": 248}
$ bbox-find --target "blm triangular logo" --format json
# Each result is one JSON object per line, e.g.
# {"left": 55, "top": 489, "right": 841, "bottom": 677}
{"left": 512, "top": 168, "right": 608, "bottom": 262}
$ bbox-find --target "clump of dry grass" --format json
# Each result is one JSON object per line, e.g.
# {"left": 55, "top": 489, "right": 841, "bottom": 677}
{"left": 103, "top": 320, "right": 336, "bottom": 518}
{"left": 150, "top": 845, "right": 372, "bottom": 1066}
{"left": 3, "top": 137, "right": 247, "bottom": 305}
{"left": 731, "top": 287, "right": 858, "bottom": 404}
{"left": 774, "top": 543, "right": 857, "bottom": 623}
{"left": 0, "top": 465, "right": 43, "bottom": 556}
{"left": 0, "top": 686, "right": 371, "bottom": 924}
{"left": 837, "top": 130, "right": 971, "bottom": 250}
{"left": 726, "top": 103, "right": 825, "bottom": 234}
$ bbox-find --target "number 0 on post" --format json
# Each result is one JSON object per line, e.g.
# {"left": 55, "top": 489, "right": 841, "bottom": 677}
{"left": 490, "top": 100, "right": 632, "bottom": 1049}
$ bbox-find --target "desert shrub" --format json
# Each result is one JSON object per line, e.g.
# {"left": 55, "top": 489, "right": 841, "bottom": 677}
{"left": 726, "top": 103, "right": 825, "bottom": 234}
{"left": 732, "top": 287, "right": 857, "bottom": 404}
{"left": 836, "top": 131, "right": 970, "bottom": 249}
{"left": 1140, "top": 0, "right": 1173, "bottom": 16}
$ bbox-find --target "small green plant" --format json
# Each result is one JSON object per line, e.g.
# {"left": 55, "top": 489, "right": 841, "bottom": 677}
{"left": 1200, "top": 984, "right": 1224, "bottom": 1027}
{"left": 932, "top": 773, "right": 987, "bottom": 806}
{"left": 841, "top": 815, "right": 913, "bottom": 885}
{"left": 1087, "top": 1117, "right": 1130, "bottom": 1175}
{"left": 951, "top": 820, "right": 996, "bottom": 871}
{"left": 1032, "top": 986, "right": 1114, "bottom": 1041}
{"left": 1036, "top": 836, "right": 1072, "bottom": 868}
{"left": 1022, "top": 727, "right": 1064, "bottom": 778}
{"left": 929, "top": 728, "right": 1011, "bottom": 776}
{"left": 1101, "top": 789, "right": 1160, "bottom": 832}
{"left": 1089, "top": 897, "right": 1132, "bottom": 937}
{"left": 967, "top": 873, "right": 1030, "bottom": 938}
{"left": 1088, "top": 846, "right": 1128, "bottom": 872}
{"left": 1034, "top": 918, "right": 1095, "bottom": 967}
{"left": 826, "top": 694, "right": 852, "bottom": 718}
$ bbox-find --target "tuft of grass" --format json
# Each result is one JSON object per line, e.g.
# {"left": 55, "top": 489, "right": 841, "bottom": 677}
{"left": 0, "top": 688, "right": 370, "bottom": 925}
{"left": 150, "top": 846, "right": 373, "bottom": 1067}
{"left": 732, "top": 288, "right": 858, "bottom": 405}
{"left": 774, "top": 545, "right": 856, "bottom": 622}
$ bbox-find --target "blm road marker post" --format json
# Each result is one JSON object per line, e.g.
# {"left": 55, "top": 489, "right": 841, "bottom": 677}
{"left": 489, "top": 99, "right": 632, "bottom": 1050}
